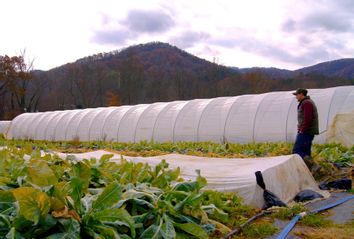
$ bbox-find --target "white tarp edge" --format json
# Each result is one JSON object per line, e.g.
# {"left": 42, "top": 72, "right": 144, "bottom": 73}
{"left": 53, "top": 150, "right": 329, "bottom": 208}
{"left": 326, "top": 110, "right": 354, "bottom": 147}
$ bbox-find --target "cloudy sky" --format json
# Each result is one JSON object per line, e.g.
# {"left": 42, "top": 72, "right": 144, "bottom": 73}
{"left": 1, "top": 0, "right": 353, "bottom": 70}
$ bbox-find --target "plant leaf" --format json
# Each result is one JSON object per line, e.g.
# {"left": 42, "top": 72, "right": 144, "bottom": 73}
{"left": 45, "top": 218, "right": 80, "bottom": 239}
{"left": 160, "top": 214, "right": 176, "bottom": 239}
{"left": 174, "top": 222, "right": 208, "bottom": 239}
{"left": 93, "top": 208, "right": 135, "bottom": 238}
{"left": 202, "top": 204, "right": 228, "bottom": 222}
{"left": 100, "top": 154, "right": 114, "bottom": 162}
{"left": 12, "top": 187, "right": 51, "bottom": 224}
{"left": 92, "top": 182, "right": 122, "bottom": 211}
{"left": 27, "top": 159, "right": 58, "bottom": 187}
{"left": 71, "top": 161, "right": 91, "bottom": 192}
{"left": 5, "top": 227, "right": 25, "bottom": 239}
{"left": 45, "top": 233, "right": 79, "bottom": 239}
{"left": 91, "top": 225, "right": 121, "bottom": 239}
{"left": 0, "top": 191, "right": 15, "bottom": 211}
{"left": 139, "top": 218, "right": 163, "bottom": 239}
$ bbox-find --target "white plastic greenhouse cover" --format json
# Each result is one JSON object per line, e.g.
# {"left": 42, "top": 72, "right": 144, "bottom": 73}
{"left": 6, "top": 86, "right": 354, "bottom": 144}
{"left": 0, "top": 121, "right": 11, "bottom": 136}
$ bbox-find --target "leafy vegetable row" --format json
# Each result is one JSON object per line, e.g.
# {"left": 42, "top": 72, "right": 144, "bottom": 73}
{"left": 0, "top": 146, "right": 254, "bottom": 239}
{"left": 1, "top": 136, "right": 352, "bottom": 166}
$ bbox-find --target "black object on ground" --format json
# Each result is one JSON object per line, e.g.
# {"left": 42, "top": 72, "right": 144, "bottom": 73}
{"left": 319, "top": 178, "right": 352, "bottom": 190}
{"left": 293, "top": 189, "right": 324, "bottom": 202}
{"left": 255, "top": 171, "right": 287, "bottom": 209}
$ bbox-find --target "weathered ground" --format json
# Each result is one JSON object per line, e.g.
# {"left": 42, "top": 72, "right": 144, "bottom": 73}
{"left": 267, "top": 192, "right": 354, "bottom": 239}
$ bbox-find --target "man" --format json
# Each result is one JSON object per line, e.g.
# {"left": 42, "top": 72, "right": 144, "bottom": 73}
{"left": 292, "top": 88, "right": 319, "bottom": 166}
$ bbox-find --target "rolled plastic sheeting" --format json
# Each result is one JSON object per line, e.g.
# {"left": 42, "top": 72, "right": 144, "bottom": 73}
{"left": 6, "top": 86, "right": 354, "bottom": 144}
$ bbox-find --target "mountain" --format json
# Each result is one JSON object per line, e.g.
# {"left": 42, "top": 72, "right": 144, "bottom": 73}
{"left": 295, "top": 58, "right": 354, "bottom": 79}
{"left": 31, "top": 42, "right": 238, "bottom": 111}
{"left": 46, "top": 42, "right": 354, "bottom": 81}
{"left": 35, "top": 43, "right": 353, "bottom": 109}
{"left": 72, "top": 42, "right": 236, "bottom": 82}
{"left": 5, "top": 42, "right": 352, "bottom": 117}
{"left": 232, "top": 59, "right": 354, "bottom": 79}
{"left": 233, "top": 67, "right": 294, "bottom": 79}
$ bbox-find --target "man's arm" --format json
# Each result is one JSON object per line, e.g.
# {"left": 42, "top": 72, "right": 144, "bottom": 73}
{"left": 300, "top": 101, "right": 313, "bottom": 133}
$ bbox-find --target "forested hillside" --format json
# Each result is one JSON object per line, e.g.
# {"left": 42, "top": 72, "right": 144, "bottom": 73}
{"left": 1, "top": 42, "right": 353, "bottom": 119}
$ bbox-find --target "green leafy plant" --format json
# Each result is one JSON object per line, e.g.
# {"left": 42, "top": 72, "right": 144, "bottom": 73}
{"left": 0, "top": 146, "right": 258, "bottom": 238}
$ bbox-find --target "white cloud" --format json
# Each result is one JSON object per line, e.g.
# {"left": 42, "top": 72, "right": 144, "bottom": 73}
{"left": 0, "top": 0, "right": 353, "bottom": 70}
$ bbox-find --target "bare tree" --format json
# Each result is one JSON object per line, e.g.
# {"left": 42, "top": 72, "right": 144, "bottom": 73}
{"left": 0, "top": 50, "right": 42, "bottom": 117}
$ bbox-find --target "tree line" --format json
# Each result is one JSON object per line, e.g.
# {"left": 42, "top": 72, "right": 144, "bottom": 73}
{"left": 1, "top": 49, "right": 352, "bottom": 120}
{"left": 0, "top": 52, "right": 46, "bottom": 119}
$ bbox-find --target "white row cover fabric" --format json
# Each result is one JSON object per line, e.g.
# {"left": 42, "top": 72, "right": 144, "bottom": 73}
{"left": 52, "top": 150, "right": 329, "bottom": 207}
{"left": 0, "top": 121, "right": 11, "bottom": 136}
{"left": 326, "top": 110, "right": 354, "bottom": 147}
{"left": 6, "top": 86, "right": 354, "bottom": 144}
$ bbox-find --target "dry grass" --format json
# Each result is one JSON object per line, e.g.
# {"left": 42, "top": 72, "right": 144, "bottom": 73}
{"left": 293, "top": 224, "right": 354, "bottom": 239}
{"left": 228, "top": 218, "right": 278, "bottom": 239}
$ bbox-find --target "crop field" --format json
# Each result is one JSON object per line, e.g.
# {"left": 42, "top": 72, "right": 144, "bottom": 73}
{"left": 1, "top": 135, "right": 352, "bottom": 180}
{"left": 0, "top": 135, "right": 353, "bottom": 238}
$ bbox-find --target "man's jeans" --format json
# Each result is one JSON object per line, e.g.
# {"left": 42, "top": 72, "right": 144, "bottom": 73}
{"left": 292, "top": 133, "right": 314, "bottom": 159}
